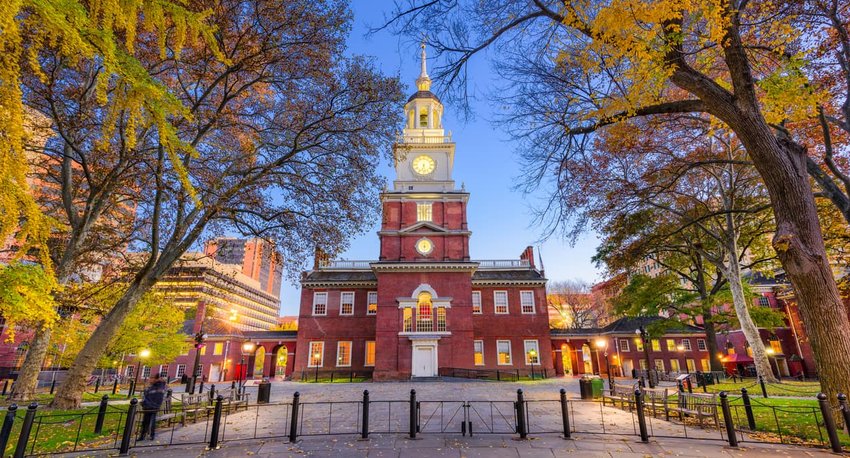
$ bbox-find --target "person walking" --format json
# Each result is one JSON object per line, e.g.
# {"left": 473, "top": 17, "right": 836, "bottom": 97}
{"left": 138, "top": 372, "right": 167, "bottom": 440}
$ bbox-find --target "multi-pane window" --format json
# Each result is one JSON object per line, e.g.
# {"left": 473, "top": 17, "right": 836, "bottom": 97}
{"left": 618, "top": 339, "right": 630, "bottom": 352}
{"left": 417, "top": 301, "right": 433, "bottom": 332}
{"left": 520, "top": 291, "right": 535, "bottom": 314}
{"left": 312, "top": 292, "right": 328, "bottom": 316}
{"left": 195, "top": 364, "right": 203, "bottom": 377}
{"left": 142, "top": 366, "right": 151, "bottom": 379}
{"left": 654, "top": 360, "right": 665, "bottom": 372}
{"left": 126, "top": 366, "right": 135, "bottom": 377}
{"left": 214, "top": 342, "right": 224, "bottom": 355}
{"left": 682, "top": 339, "right": 692, "bottom": 351}
{"left": 670, "top": 359, "right": 680, "bottom": 372}
{"left": 666, "top": 339, "right": 676, "bottom": 351}
{"left": 365, "top": 341, "right": 376, "bottom": 367}
{"left": 700, "top": 359, "right": 710, "bottom": 371}
{"left": 436, "top": 307, "right": 446, "bottom": 332}
{"left": 687, "top": 359, "right": 696, "bottom": 372}
{"left": 417, "top": 203, "right": 432, "bottom": 222}
{"left": 308, "top": 342, "right": 324, "bottom": 367}
{"left": 758, "top": 296, "right": 771, "bottom": 307}
{"left": 159, "top": 365, "right": 169, "bottom": 378}
{"left": 494, "top": 291, "right": 509, "bottom": 314}
{"left": 176, "top": 364, "right": 186, "bottom": 378}
{"left": 524, "top": 340, "right": 540, "bottom": 364}
{"left": 403, "top": 308, "right": 413, "bottom": 332}
{"left": 473, "top": 340, "right": 484, "bottom": 366}
{"left": 337, "top": 341, "right": 352, "bottom": 367}
{"left": 497, "top": 340, "right": 512, "bottom": 365}
{"left": 472, "top": 291, "right": 482, "bottom": 314}
{"left": 697, "top": 339, "right": 707, "bottom": 351}
{"left": 340, "top": 292, "right": 355, "bottom": 315}
{"left": 770, "top": 339, "right": 783, "bottom": 354}
{"left": 367, "top": 292, "right": 378, "bottom": 315}
{"left": 639, "top": 359, "right": 648, "bottom": 370}
{"left": 651, "top": 339, "right": 661, "bottom": 352}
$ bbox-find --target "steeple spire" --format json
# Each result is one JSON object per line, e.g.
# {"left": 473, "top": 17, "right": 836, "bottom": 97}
{"left": 416, "top": 41, "right": 431, "bottom": 91}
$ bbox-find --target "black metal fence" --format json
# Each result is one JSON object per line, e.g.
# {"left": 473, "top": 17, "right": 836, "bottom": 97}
{"left": 2, "top": 387, "right": 849, "bottom": 456}
{"left": 438, "top": 367, "right": 553, "bottom": 381}
{"left": 295, "top": 369, "right": 374, "bottom": 383}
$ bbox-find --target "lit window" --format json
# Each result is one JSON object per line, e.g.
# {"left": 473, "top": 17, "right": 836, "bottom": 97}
{"left": 524, "top": 340, "right": 540, "bottom": 364}
{"left": 670, "top": 359, "right": 680, "bottom": 372}
{"left": 436, "top": 307, "right": 446, "bottom": 332}
{"left": 728, "top": 346, "right": 736, "bottom": 355}
{"left": 700, "top": 359, "right": 710, "bottom": 371}
{"left": 682, "top": 339, "right": 691, "bottom": 351}
{"left": 497, "top": 340, "right": 512, "bottom": 365}
{"left": 176, "top": 364, "right": 186, "bottom": 378}
{"left": 746, "top": 344, "right": 753, "bottom": 357}
{"left": 651, "top": 339, "right": 661, "bottom": 352}
{"left": 635, "top": 338, "right": 644, "bottom": 352}
{"left": 312, "top": 292, "right": 328, "bottom": 316}
{"left": 213, "top": 343, "right": 224, "bottom": 355}
{"left": 337, "top": 341, "right": 352, "bottom": 367}
{"left": 770, "top": 339, "right": 782, "bottom": 354}
{"left": 687, "top": 359, "right": 696, "bottom": 372}
{"left": 308, "top": 342, "right": 324, "bottom": 367}
{"left": 474, "top": 340, "right": 484, "bottom": 366}
{"left": 520, "top": 291, "right": 535, "bottom": 314}
{"left": 403, "top": 308, "right": 413, "bottom": 332}
{"left": 367, "top": 292, "right": 378, "bottom": 315}
{"left": 494, "top": 291, "right": 508, "bottom": 314}
{"left": 200, "top": 345, "right": 206, "bottom": 356}
{"left": 417, "top": 292, "right": 433, "bottom": 332}
{"left": 340, "top": 292, "right": 354, "bottom": 315}
{"left": 365, "top": 341, "right": 375, "bottom": 367}
{"left": 417, "top": 203, "right": 432, "bottom": 222}
{"left": 618, "top": 339, "right": 630, "bottom": 352}
{"left": 697, "top": 339, "right": 707, "bottom": 351}
{"left": 472, "top": 291, "right": 482, "bottom": 314}
{"left": 654, "top": 360, "right": 665, "bottom": 372}
{"left": 666, "top": 339, "right": 676, "bottom": 351}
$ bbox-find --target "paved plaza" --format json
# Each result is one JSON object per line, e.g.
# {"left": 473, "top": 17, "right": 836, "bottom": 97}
{"left": 104, "top": 379, "right": 839, "bottom": 457}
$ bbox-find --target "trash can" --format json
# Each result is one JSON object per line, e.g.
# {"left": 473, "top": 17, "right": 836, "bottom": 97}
{"left": 257, "top": 380, "right": 271, "bottom": 404}
{"left": 579, "top": 377, "right": 592, "bottom": 399}
{"left": 590, "top": 377, "right": 604, "bottom": 399}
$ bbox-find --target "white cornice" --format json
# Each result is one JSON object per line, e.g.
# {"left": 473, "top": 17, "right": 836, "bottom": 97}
{"left": 370, "top": 262, "right": 479, "bottom": 272}
{"left": 471, "top": 280, "right": 547, "bottom": 287}
{"left": 301, "top": 281, "right": 378, "bottom": 288}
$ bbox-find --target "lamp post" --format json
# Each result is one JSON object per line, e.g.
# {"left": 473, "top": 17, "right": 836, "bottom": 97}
{"left": 765, "top": 347, "right": 777, "bottom": 379}
{"left": 134, "top": 348, "right": 151, "bottom": 387}
{"left": 189, "top": 330, "right": 207, "bottom": 394}
{"left": 635, "top": 326, "right": 654, "bottom": 388}
{"left": 595, "top": 339, "right": 611, "bottom": 386}
{"left": 528, "top": 349, "right": 538, "bottom": 380}
{"left": 240, "top": 342, "right": 255, "bottom": 390}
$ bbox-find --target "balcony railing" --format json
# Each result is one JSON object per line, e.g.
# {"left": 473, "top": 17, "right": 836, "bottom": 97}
{"left": 318, "top": 260, "right": 372, "bottom": 270}
{"left": 476, "top": 259, "right": 531, "bottom": 269}
{"left": 396, "top": 133, "right": 453, "bottom": 144}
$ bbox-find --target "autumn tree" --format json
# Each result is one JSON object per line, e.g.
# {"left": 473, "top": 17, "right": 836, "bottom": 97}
{"left": 385, "top": 0, "right": 850, "bottom": 400}
{"left": 28, "top": 0, "right": 403, "bottom": 409}
{"left": 547, "top": 279, "right": 606, "bottom": 329}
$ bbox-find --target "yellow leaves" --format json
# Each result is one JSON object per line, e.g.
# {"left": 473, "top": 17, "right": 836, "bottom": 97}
{"left": 758, "top": 56, "right": 823, "bottom": 125}
{"left": 0, "top": 263, "right": 60, "bottom": 342}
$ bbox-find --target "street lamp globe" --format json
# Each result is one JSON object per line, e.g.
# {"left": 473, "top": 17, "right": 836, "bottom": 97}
{"left": 595, "top": 339, "right": 606, "bottom": 349}
{"left": 139, "top": 349, "right": 151, "bottom": 359}
{"left": 242, "top": 342, "right": 256, "bottom": 354}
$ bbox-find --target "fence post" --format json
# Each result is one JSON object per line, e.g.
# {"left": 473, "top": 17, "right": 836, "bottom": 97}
{"left": 288, "top": 392, "right": 300, "bottom": 443}
{"left": 361, "top": 390, "right": 370, "bottom": 440}
{"left": 838, "top": 393, "right": 850, "bottom": 435}
{"left": 13, "top": 402, "right": 38, "bottom": 458}
{"left": 94, "top": 395, "right": 109, "bottom": 434}
{"left": 497, "top": 370, "right": 500, "bottom": 381}
{"left": 209, "top": 384, "right": 216, "bottom": 403}
{"left": 516, "top": 389, "right": 528, "bottom": 439}
{"left": 719, "top": 392, "right": 738, "bottom": 447}
{"left": 231, "top": 381, "right": 236, "bottom": 390}
{"left": 559, "top": 388, "right": 571, "bottom": 439}
{"left": 118, "top": 398, "right": 138, "bottom": 456}
{"left": 95, "top": 378, "right": 101, "bottom": 393}
{"left": 207, "top": 395, "right": 224, "bottom": 450}
{"left": 0, "top": 404, "right": 17, "bottom": 454}
{"left": 49, "top": 379, "right": 56, "bottom": 395}
{"left": 758, "top": 375, "right": 768, "bottom": 399}
{"left": 128, "top": 380, "right": 136, "bottom": 397}
{"left": 1, "top": 379, "right": 8, "bottom": 396}
{"left": 634, "top": 389, "right": 648, "bottom": 443}
{"left": 409, "top": 389, "right": 417, "bottom": 439}
{"left": 740, "top": 388, "right": 756, "bottom": 430}
{"left": 199, "top": 379, "right": 205, "bottom": 394}
{"left": 112, "top": 379, "right": 118, "bottom": 395}
{"left": 817, "top": 393, "right": 842, "bottom": 453}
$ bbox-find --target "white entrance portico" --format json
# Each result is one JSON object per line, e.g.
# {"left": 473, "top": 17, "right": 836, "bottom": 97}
{"left": 398, "top": 284, "right": 451, "bottom": 378}
{"left": 411, "top": 338, "right": 439, "bottom": 377}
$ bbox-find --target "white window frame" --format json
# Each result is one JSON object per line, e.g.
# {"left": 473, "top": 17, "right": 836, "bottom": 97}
{"left": 312, "top": 292, "right": 328, "bottom": 316}
{"left": 336, "top": 341, "right": 352, "bottom": 367}
{"left": 618, "top": 338, "right": 630, "bottom": 352}
{"left": 365, "top": 341, "right": 375, "bottom": 367}
{"left": 142, "top": 365, "right": 151, "bottom": 379}
{"left": 213, "top": 342, "right": 224, "bottom": 355}
{"left": 669, "top": 359, "right": 681, "bottom": 373}
{"left": 126, "top": 365, "right": 135, "bottom": 377}
{"left": 195, "top": 364, "right": 203, "bottom": 377}
{"left": 472, "top": 291, "right": 482, "bottom": 314}
{"left": 473, "top": 340, "right": 484, "bottom": 366}
{"left": 159, "top": 365, "right": 169, "bottom": 378}
{"left": 524, "top": 340, "right": 540, "bottom": 365}
{"left": 340, "top": 291, "right": 355, "bottom": 316}
{"left": 697, "top": 339, "right": 707, "bottom": 351}
{"left": 417, "top": 202, "right": 433, "bottom": 222}
{"left": 687, "top": 359, "right": 697, "bottom": 372}
{"left": 520, "top": 291, "right": 535, "bottom": 314}
{"left": 494, "top": 291, "right": 509, "bottom": 314}
{"left": 682, "top": 339, "right": 692, "bottom": 351}
{"left": 497, "top": 340, "right": 512, "bottom": 365}
{"left": 654, "top": 360, "right": 665, "bottom": 372}
{"left": 176, "top": 364, "right": 186, "bottom": 378}
{"left": 367, "top": 291, "right": 378, "bottom": 315}
{"left": 308, "top": 341, "right": 324, "bottom": 367}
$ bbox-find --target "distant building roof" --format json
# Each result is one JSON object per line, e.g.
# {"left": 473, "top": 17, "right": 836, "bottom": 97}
{"left": 549, "top": 316, "right": 705, "bottom": 338}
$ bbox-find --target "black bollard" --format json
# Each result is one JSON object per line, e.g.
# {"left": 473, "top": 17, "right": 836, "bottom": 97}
{"left": 0, "top": 404, "right": 17, "bottom": 453}
{"left": 516, "top": 389, "right": 528, "bottom": 439}
{"left": 288, "top": 392, "right": 300, "bottom": 443}
{"left": 118, "top": 398, "right": 138, "bottom": 455}
{"left": 1, "top": 379, "right": 8, "bottom": 396}
{"left": 719, "top": 392, "right": 738, "bottom": 447}
{"left": 209, "top": 384, "right": 216, "bottom": 402}
{"left": 817, "top": 393, "right": 842, "bottom": 453}
{"left": 635, "top": 389, "right": 648, "bottom": 443}
{"left": 13, "top": 403, "right": 38, "bottom": 458}
{"left": 207, "top": 395, "right": 224, "bottom": 450}
{"left": 758, "top": 375, "right": 768, "bottom": 399}
{"left": 560, "top": 388, "right": 571, "bottom": 439}
{"left": 838, "top": 394, "right": 850, "bottom": 435}
{"left": 94, "top": 395, "right": 109, "bottom": 434}
{"left": 128, "top": 379, "right": 136, "bottom": 397}
{"left": 112, "top": 379, "right": 118, "bottom": 395}
{"left": 741, "top": 388, "right": 756, "bottom": 430}
{"left": 95, "top": 378, "right": 100, "bottom": 393}
{"left": 409, "top": 390, "right": 417, "bottom": 439}
{"left": 361, "top": 390, "right": 370, "bottom": 440}
{"left": 49, "top": 379, "right": 56, "bottom": 395}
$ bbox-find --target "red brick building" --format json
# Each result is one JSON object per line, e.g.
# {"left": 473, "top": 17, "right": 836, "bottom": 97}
{"left": 292, "top": 49, "right": 553, "bottom": 380}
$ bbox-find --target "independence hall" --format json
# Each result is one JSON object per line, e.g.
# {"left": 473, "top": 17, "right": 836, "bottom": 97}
{"left": 292, "top": 49, "right": 553, "bottom": 380}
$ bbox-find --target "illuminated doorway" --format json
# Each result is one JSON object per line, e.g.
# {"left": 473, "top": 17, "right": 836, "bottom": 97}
{"left": 561, "top": 344, "right": 573, "bottom": 376}
{"left": 253, "top": 346, "right": 266, "bottom": 379}
{"left": 581, "top": 344, "right": 593, "bottom": 374}
{"left": 275, "top": 345, "right": 288, "bottom": 378}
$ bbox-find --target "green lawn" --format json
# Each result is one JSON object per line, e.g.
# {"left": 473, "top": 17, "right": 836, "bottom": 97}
{"left": 700, "top": 380, "right": 822, "bottom": 397}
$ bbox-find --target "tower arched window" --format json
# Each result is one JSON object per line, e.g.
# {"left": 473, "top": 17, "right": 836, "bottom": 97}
{"left": 416, "top": 292, "right": 433, "bottom": 332}
{"left": 419, "top": 108, "right": 429, "bottom": 127}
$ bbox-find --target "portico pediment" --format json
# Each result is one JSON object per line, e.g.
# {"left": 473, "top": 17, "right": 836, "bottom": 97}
{"left": 399, "top": 221, "right": 448, "bottom": 233}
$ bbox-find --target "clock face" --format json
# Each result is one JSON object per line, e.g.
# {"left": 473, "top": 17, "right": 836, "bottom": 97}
{"left": 412, "top": 155, "right": 436, "bottom": 175}
{"left": 416, "top": 238, "right": 433, "bottom": 255}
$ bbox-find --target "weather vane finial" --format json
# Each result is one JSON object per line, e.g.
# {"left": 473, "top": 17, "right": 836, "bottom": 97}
{"left": 419, "top": 38, "right": 428, "bottom": 79}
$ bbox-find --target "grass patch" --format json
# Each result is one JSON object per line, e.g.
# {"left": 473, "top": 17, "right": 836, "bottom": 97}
{"left": 701, "top": 380, "right": 821, "bottom": 397}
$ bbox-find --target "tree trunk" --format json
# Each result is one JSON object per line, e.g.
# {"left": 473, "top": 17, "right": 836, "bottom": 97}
{"left": 10, "top": 327, "right": 52, "bottom": 401}
{"left": 724, "top": 262, "right": 778, "bottom": 383}
{"left": 701, "top": 308, "right": 724, "bottom": 372}
{"left": 51, "top": 280, "right": 149, "bottom": 409}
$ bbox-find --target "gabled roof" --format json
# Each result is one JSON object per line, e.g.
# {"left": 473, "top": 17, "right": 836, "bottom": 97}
{"left": 398, "top": 221, "right": 449, "bottom": 233}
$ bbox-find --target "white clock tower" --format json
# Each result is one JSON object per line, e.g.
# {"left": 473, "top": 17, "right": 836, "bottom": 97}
{"left": 393, "top": 44, "right": 457, "bottom": 193}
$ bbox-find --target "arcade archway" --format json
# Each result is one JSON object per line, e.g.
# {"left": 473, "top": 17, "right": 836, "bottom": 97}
{"left": 253, "top": 346, "right": 266, "bottom": 379}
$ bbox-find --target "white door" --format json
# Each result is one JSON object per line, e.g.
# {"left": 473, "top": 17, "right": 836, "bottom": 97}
{"left": 622, "top": 359, "right": 634, "bottom": 377}
{"left": 413, "top": 347, "right": 435, "bottom": 377}
{"left": 209, "top": 364, "right": 221, "bottom": 382}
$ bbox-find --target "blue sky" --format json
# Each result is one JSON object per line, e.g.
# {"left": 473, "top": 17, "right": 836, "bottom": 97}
{"left": 277, "top": 1, "right": 603, "bottom": 315}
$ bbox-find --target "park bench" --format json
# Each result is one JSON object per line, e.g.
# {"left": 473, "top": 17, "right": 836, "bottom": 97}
{"left": 157, "top": 394, "right": 185, "bottom": 426}
{"left": 667, "top": 392, "right": 718, "bottom": 428}
{"left": 641, "top": 387, "right": 669, "bottom": 419}
{"left": 602, "top": 382, "right": 637, "bottom": 410}
{"left": 180, "top": 392, "right": 210, "bottom": 423}
{"left": 204, "top": 387, "right": 249, "bottom": 414}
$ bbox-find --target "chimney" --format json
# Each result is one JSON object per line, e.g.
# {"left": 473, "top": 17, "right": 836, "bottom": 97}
{"left": 519, "top": 246, "right": 535, "bottom": 268}
{"left": 313, "top": 246, "right": 329, "bottom": 270}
